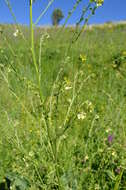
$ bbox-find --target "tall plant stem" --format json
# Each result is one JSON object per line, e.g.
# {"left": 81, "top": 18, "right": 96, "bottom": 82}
{"left": 30, "top": 0, "right": 43, "bottom": 101}
{"left": 29, "top": 1, "right": 61, "bottom": 189}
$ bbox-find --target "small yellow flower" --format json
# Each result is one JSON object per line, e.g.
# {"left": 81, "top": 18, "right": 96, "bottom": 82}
{"left": 64, "top": 77, "right": 71, "bottom": 85}
{"left": 112, "top": 151, "right": 116, "bottom": 157}
{"left": 90, "top": 0, "right": 104, "bottom": 7}
{"left": 85, "top": 155, "right": 89, "bottom": 161}
{"left": 2, "top": 178, "right": 6, "bottom": 183}
{"left": 29, "top": 129, "right": 32, "bottom": 133}
{"left": 106, "top": 128, "right": 111, "bottom": 133}
{"left": 79, "top": 54, "right": 87, "bottom": 63}
{"left": 95, "top": 0, "right": 104, "bottom": 7}
{"left": 98, "top": 149, "right": 103, "bottom": 153}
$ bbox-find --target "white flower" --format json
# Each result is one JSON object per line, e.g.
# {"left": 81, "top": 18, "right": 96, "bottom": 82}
{"left": 85, "top": 100, "right": 92, "bottom": 106}
{"left": 85, "top": 155, "right": 89, "bottom": 161}
{"left": 106, "top": 128, "right": 111, "bottom": 133}
{"left": 29, "top": 151, "right": 34, "bottom": 157}
{"left": 7, "top": 67, "right": 12, "bottom": 73}
{"left": 95, "top": 184, "right": 100, "bottom": 190}
{"left": 65, "top": 86, "right": 72, "bottom": 90}
{"left": 85, "top": 100, "right": 94, "bottom": 113}
{"left": 13, "top": 29, "right": 19, "bottom": 37}
{"left": 77, "top": 112, "right": 86, "bottom": 120}
{"left": 112, "top": 151, "right": 116, "bottom": 157}
{"left": 95, "top": 114, "right": 99, "bottom": 120}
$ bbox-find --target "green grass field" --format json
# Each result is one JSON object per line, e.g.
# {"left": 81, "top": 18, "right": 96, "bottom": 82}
{"left": 0, "top": 23, "right": 126, "bottom": 189}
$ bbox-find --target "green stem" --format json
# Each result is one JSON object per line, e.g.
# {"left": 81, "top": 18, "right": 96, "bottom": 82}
{"left": 34, "top": 0, "right": 55, "bottom": 25}
{"left": 29, "top": 1, "right": 61, "bottom": 188}
{"left": 30, "top": 0, "right": 43, "bottom": 101}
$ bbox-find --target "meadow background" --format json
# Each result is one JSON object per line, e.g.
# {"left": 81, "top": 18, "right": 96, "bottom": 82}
{"left": 0, "top": 1, "right": 126, "bottom": 190}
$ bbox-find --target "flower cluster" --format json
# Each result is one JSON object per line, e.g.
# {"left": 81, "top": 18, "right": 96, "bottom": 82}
{"left": 90, "top": 0, "right": 104, "bottom": 7}
{"left": 79, "top": 54, "right": 87, "bottom": 64}
{"left": 77, "top": 112, "right": 86, "bottom": 120}
{"left": 64, "top": 77, "right": 72, "bottom": 91}
{"left": 96, "top": 0, "right": 104, "bottom": 7}
{"left": 13, "top": 29, "right": 19, "bottom": 37}
{"left": 85, "top": 100, "right": 94, "bottom": 113}
{"left": 77, "top": 100, "right": 94, "bottom": 121}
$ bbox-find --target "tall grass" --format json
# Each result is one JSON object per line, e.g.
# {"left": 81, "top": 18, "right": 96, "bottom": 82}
{"left": 1, "top": 0, "right": 126, "bottom": 189}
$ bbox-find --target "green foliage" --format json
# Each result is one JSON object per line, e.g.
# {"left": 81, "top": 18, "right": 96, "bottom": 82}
{"left": 1, "top": 0, "right": 126, "bottom": 189}
{"left": 52, "top": 9, "right": 64, "bottom": 26}
{"left": 1, "top": 23, "right": 126, "bottom": 189}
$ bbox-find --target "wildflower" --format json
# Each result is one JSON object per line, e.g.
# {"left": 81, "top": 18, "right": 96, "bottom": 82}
{"left": 85, "top": 155, "right": 89, "bottom": 161}
{"left": 77, "top": 112, "right": 86, "bottom": 120}
{"left": 98, "top": 149, "right": 103, "bottom": 153}
{"left": 62, "top": 135, "right": 67, "bottom": 140}
{"left": 85, "top": 100, "right": 92, "bottom": 106}
{"left": 79, "top": 54, "right": 87, "bottom": 64}
{"left": 23, "top": 157, "right": 26, "bottom": 162}
{"left": 95, "top": 114, "right": 99, "bottom": 120}
{"left": 108, "top": 134, "right": 114, "bottom": 144}
{"left": 85, "top": 100, "right": 94, "bottom": 113}
{"left": 29, "top": 151, "right": 34, "bottom": 157}
{"left": 89, "top": 105, "right": 94, "bottom": 113}
{"left": 64, "top": 77, "right": 71, "bottom": 85}
{"left": 29, "top": 129, "right": 32, "bottom": 133}
{"left": 106, "top": 128, "right": 111, "bottom": 133}
{"left": 90, "top": 0, "right": 104, "bottom": 7}
{"left": 64, "top": 77, "right": 72, "bottom": 90}
{"left": 65, "top": 86, "right": 72, "bottom": 90}
{"left": 13, "top": 29, "right": 19, "bottom": 37}
{"left": 95, "top": 0, "right": 104, "bottom": 7}
{"left": 112, "top": 151, "right": 116, "bottom": 157}
{"left": 95, "top": 184, "right": 100, "bottom": 190}
{"left": 45, "top": 33, "right": 50, "bottom": 39}
{"left": 82, "top": 155, "right": 89, "bottom": 164}
{"left": 112, "top": 64, "right": 117, "bottom": 68}
{"left": 7, "top": 67, "right": 12, "bottom": 73}
{"left": 40, "top": 32, "right": 50, "bottom": 43}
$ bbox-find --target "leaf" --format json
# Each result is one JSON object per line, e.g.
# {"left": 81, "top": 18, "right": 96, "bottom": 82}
{"left": 13, "top": 177, "right": 29, "bottom": 190}
{"left": 114, "top": 170, "right": 123, "bottom": 190}
{"left": 106, "top": 170, "right": 116, "bottom": 181}
{"left": 6, "top": 172, "right": 30, "bottom": 190}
